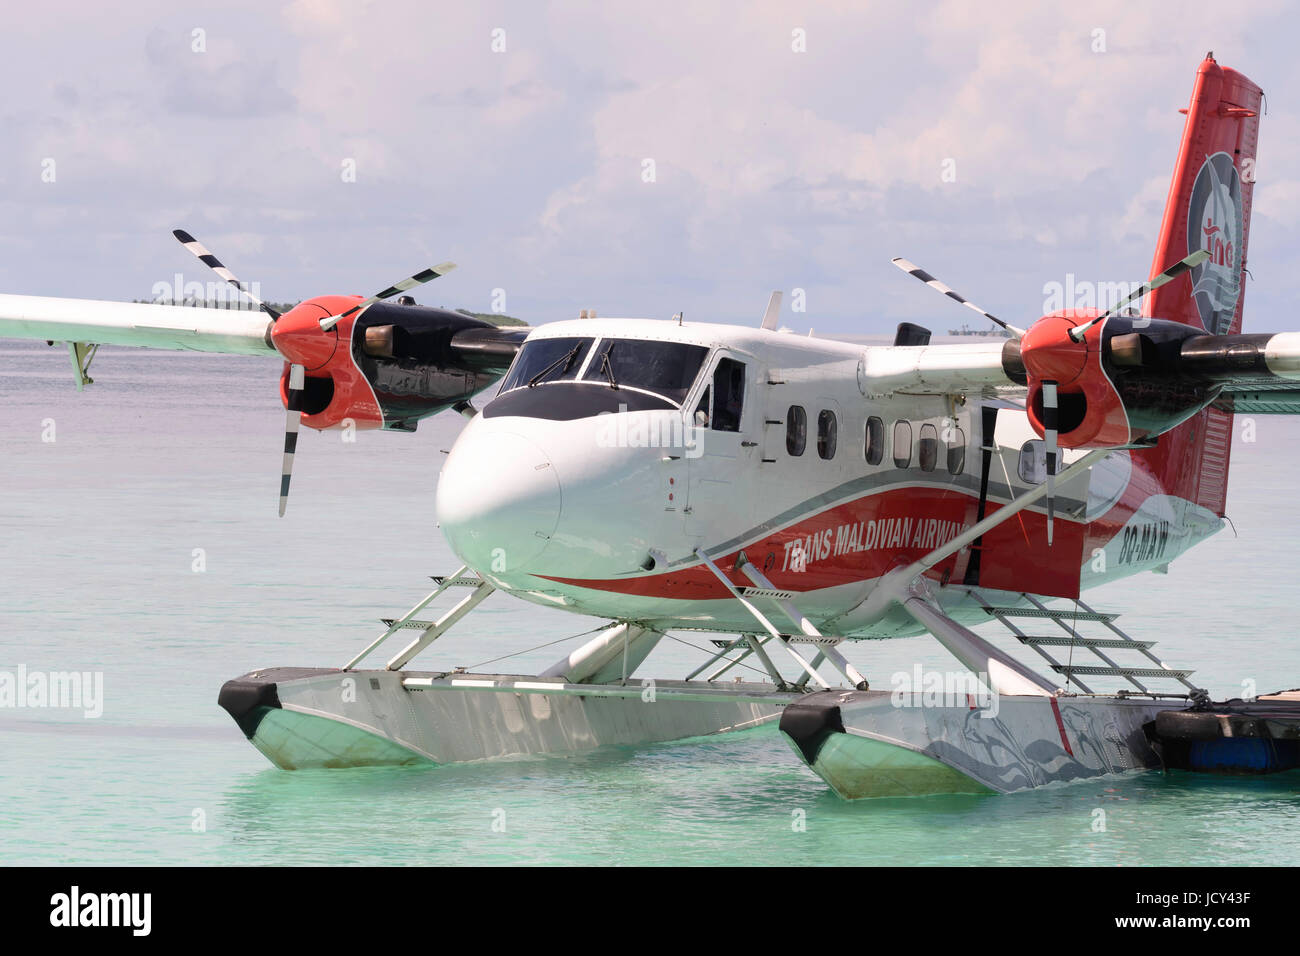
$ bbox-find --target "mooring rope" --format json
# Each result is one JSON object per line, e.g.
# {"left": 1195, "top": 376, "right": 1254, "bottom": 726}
{"left": 463, "top": 621, "right": 612, "bottom": 672}
{"left": 662, "top": 632, "right": 772, "bottom": 681}
{"left": 1064, "top": 598, "right": 1081, "bottom": 693}
{"left": 463, "top": 623, "right": 772, "bottom": 682}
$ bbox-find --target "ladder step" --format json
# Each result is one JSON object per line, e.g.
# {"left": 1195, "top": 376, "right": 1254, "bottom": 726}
{"left": 739, "top": 587, "right": 795, "bottom": 601}
{"left": 380, "top": 619, "right": 435, "bottom": 631}
{"left": 429, "top": 575, "right": 485, "bottom": 588}
{"left": 1020, "top": 635, "right": 1155, "bottom": 649}
{"left": 711, "top": 634, "right": 838, "bottom": 647}
{"left": 1051, "top": 665, "right": 1194, "bottom": 678}
{"left": 982, "top": 606, "right": 1118, "bottom": 623}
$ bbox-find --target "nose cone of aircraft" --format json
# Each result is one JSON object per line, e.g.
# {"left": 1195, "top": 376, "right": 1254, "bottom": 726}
{"left": 436, "top": 429, "right": 562, "bottom": 571}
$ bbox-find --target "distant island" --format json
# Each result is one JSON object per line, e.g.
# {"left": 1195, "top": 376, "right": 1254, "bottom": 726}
{"left": 132, "top": 298, "right": 527, "bottom": 327}
{"left": 452, "top": 309, "right": 527, "bottom": 327}
{"left": 947, "top": 324, "right": 1011, "bottom": 338}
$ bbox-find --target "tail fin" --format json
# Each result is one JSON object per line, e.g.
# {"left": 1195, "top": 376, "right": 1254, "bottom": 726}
{"left": 1142, "top": 55, "right": 1263, "bottom": 517}
{"left": 1146, "top": 53, "right": 1262, "bottom": 336}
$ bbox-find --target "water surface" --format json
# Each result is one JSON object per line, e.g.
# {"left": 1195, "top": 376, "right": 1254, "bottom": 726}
{"left": 2, "top": 343, "right": 1297, "bottom": 865}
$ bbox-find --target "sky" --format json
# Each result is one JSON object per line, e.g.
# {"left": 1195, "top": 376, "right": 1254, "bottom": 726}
{"left": 1, "top": 0, "right": 1298, "bottom": 335}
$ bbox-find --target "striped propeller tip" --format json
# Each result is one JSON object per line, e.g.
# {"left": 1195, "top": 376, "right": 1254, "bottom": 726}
{"left": 891, "top": 254, "right": 1025, "bottom": 339}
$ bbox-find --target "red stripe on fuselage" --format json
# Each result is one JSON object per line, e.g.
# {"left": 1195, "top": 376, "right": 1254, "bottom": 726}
{"left": 538, "top": 484, "right": 1090, "bottom": 599}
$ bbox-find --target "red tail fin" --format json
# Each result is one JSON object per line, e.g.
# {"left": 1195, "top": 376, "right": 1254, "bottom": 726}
{"left": 1146, "top": 53, "right": 1262, "bottom": 336}
{"left": 1142, "top": 55, "right": 1262, "bottom": 516}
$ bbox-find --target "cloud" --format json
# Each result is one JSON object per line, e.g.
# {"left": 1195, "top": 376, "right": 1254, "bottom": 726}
{"left": 0, "top": 0, "right": 1297, "bottom": 331}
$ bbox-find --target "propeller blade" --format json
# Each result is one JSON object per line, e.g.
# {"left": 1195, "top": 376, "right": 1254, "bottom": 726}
{"left": 173, "top": 229, "right": 281, "bottom": 319}
{"left": 279, "top": 363, "right": 305, "bottom": 517}
{"left": 890, "top": 257, "right": 1027, "bottom": 339}
{"left": 319, "top": 262, "right": 457, "bottom": 331}
{"left": 1069, "top": 248, "right": 1211, "bottom": 342}
{"left": 1042, "top": 380, "right": 1059, "bottom": 546}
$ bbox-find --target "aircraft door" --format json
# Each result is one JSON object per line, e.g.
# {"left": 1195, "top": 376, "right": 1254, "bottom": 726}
{"left": 685, "top": 352, "right": 756, "bottom": 535}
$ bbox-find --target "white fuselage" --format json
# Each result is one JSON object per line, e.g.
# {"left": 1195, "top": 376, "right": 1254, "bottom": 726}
{"left": 435, "top": 318, "right": 1223, "bottom": 638}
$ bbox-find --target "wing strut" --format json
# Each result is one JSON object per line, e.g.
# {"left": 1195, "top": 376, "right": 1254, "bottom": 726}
{"left": 733, "top": 553, "right": 870, "bottom": 689}
{"left": 844, "top": 446, "right": 1111, "bottom": 637}
{"left": 66, "top": 341, "right": 98, "bottom": 391}
{"left": 893, "top": 447, "right": 1111, "bottom": 584}
{"left": 895, "top": 577, "right": 1060, "bottom": 697}
{"left": 691, "top": 548, "right": 832, "bottom": 691}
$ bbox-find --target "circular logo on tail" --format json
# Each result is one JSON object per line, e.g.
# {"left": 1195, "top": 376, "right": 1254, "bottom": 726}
{"left": 1186, "top": 151, "right": 1243, "bottom": 335}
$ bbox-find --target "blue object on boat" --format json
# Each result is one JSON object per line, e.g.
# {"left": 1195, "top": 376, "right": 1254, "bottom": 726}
{"left": 1189, "top": 738, "right": 1277, "bottom": 772}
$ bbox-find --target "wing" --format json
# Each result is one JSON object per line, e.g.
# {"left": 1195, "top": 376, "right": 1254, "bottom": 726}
{"left": 1214, "top": 385, "right": 1300, "bottom": 414}
{"left": 857, "top": 330, "right": 1300, "bottom": 414}
{"left": 0, "top": 293, "right": 275, "bottom": 356}
{"left": 1202, "top": 332, "right": 1300, "bottom": 413}
{"left": 856, "top": 340, "right": 1022, "bottom": 397}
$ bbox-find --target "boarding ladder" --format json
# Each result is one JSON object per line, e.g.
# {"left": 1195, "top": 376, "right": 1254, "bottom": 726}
{"left": 971, "top": 593, "right": 1199, "bottom": 695}
{"left": 341, "top": 567, "right": 494, "bottom": 672}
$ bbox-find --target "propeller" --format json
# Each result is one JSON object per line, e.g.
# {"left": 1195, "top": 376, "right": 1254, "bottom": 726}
{"left": 173, "top": 228, "right": 456, "bottom": 516}
{"left": 319, "top": 263, "right": 457, "bottom": 331}
{"left": 1068, "top": 248, "right": 1211, "bottom": 342}
{"left": 894, "top": 248, "right": 1216, "bottom": 547}
{"left": 280, "top": 363, "right": 305, "bottom": 517}
{"left": 890, "top": 258, "right": 1027, "bottom": 339}
{"left": 172, "top": 230, "right": 281, "bottom": 319}
{"left": 1041, "top": 380, "right": 1059, "bottom": 546}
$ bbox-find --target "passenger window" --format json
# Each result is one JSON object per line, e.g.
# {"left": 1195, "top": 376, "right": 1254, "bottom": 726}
{"left": 1018, "top": 440, "right": 1047, "bottom": 484}
{"left": 817, "top": 410, "right": 837, "bottom": 460}
{"left": 786, "top": 406, "right": 807, "bottom": 456}
{"left": 865, "top": 416, "right": 884, "bottom": 465}
{"left": 892, "top": 421, "right": 912, "bottom": 468}
{"left": 918, "top": 424, "right": 938, "bottom": 472}
{"left": 947, "top": 426, "right": 966, "bottom": 475}
{"left": 711, "top": 358, "right": 745, "bottom": 432}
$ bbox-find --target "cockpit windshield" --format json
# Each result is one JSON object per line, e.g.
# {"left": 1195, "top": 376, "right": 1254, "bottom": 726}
{"left": 580, "top": 339, "right": 708, "bottom": 404}
{"left": 498, "top": 337, "right": 594, "bottom": 392}
{"left": 499, "top": 336, "right": 709, "bottom": 406}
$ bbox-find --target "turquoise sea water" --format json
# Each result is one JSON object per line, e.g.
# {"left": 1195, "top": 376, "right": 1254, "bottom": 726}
{"left": 2, "top": 342, "right": 1298, "bottom": 866}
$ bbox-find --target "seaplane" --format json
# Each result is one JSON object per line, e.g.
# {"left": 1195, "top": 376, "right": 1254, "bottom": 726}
{"left": 4, "top": 54, "right": 1299, "bottom": 797}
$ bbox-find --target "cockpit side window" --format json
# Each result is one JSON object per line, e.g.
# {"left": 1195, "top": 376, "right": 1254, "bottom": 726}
{"left": 694, "top": 385, "right": 711, "bottom": 426}
{"left": 499, "top": 337, "right": 594, "bottom": 392}
{"left": 711, "top": 358, "right": 745, "bottom": 432}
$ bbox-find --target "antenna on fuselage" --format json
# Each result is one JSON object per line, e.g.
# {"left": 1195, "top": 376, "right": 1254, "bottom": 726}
{"left": 673, "top": 311, "right": 684, "bottom": 325}
{"left": 760, "top": 291, "right": 783, "bottom": 330}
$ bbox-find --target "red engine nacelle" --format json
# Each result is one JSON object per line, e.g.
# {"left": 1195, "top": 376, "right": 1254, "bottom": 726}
{"left": 271, "top": 295, "right": 383, "bottom": 430}
{"left": 1019, "top": 309, "right": 1224, "bottom": 450}
{"left": 1020, "top": 309, "right": 1133, "bottom": 449}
